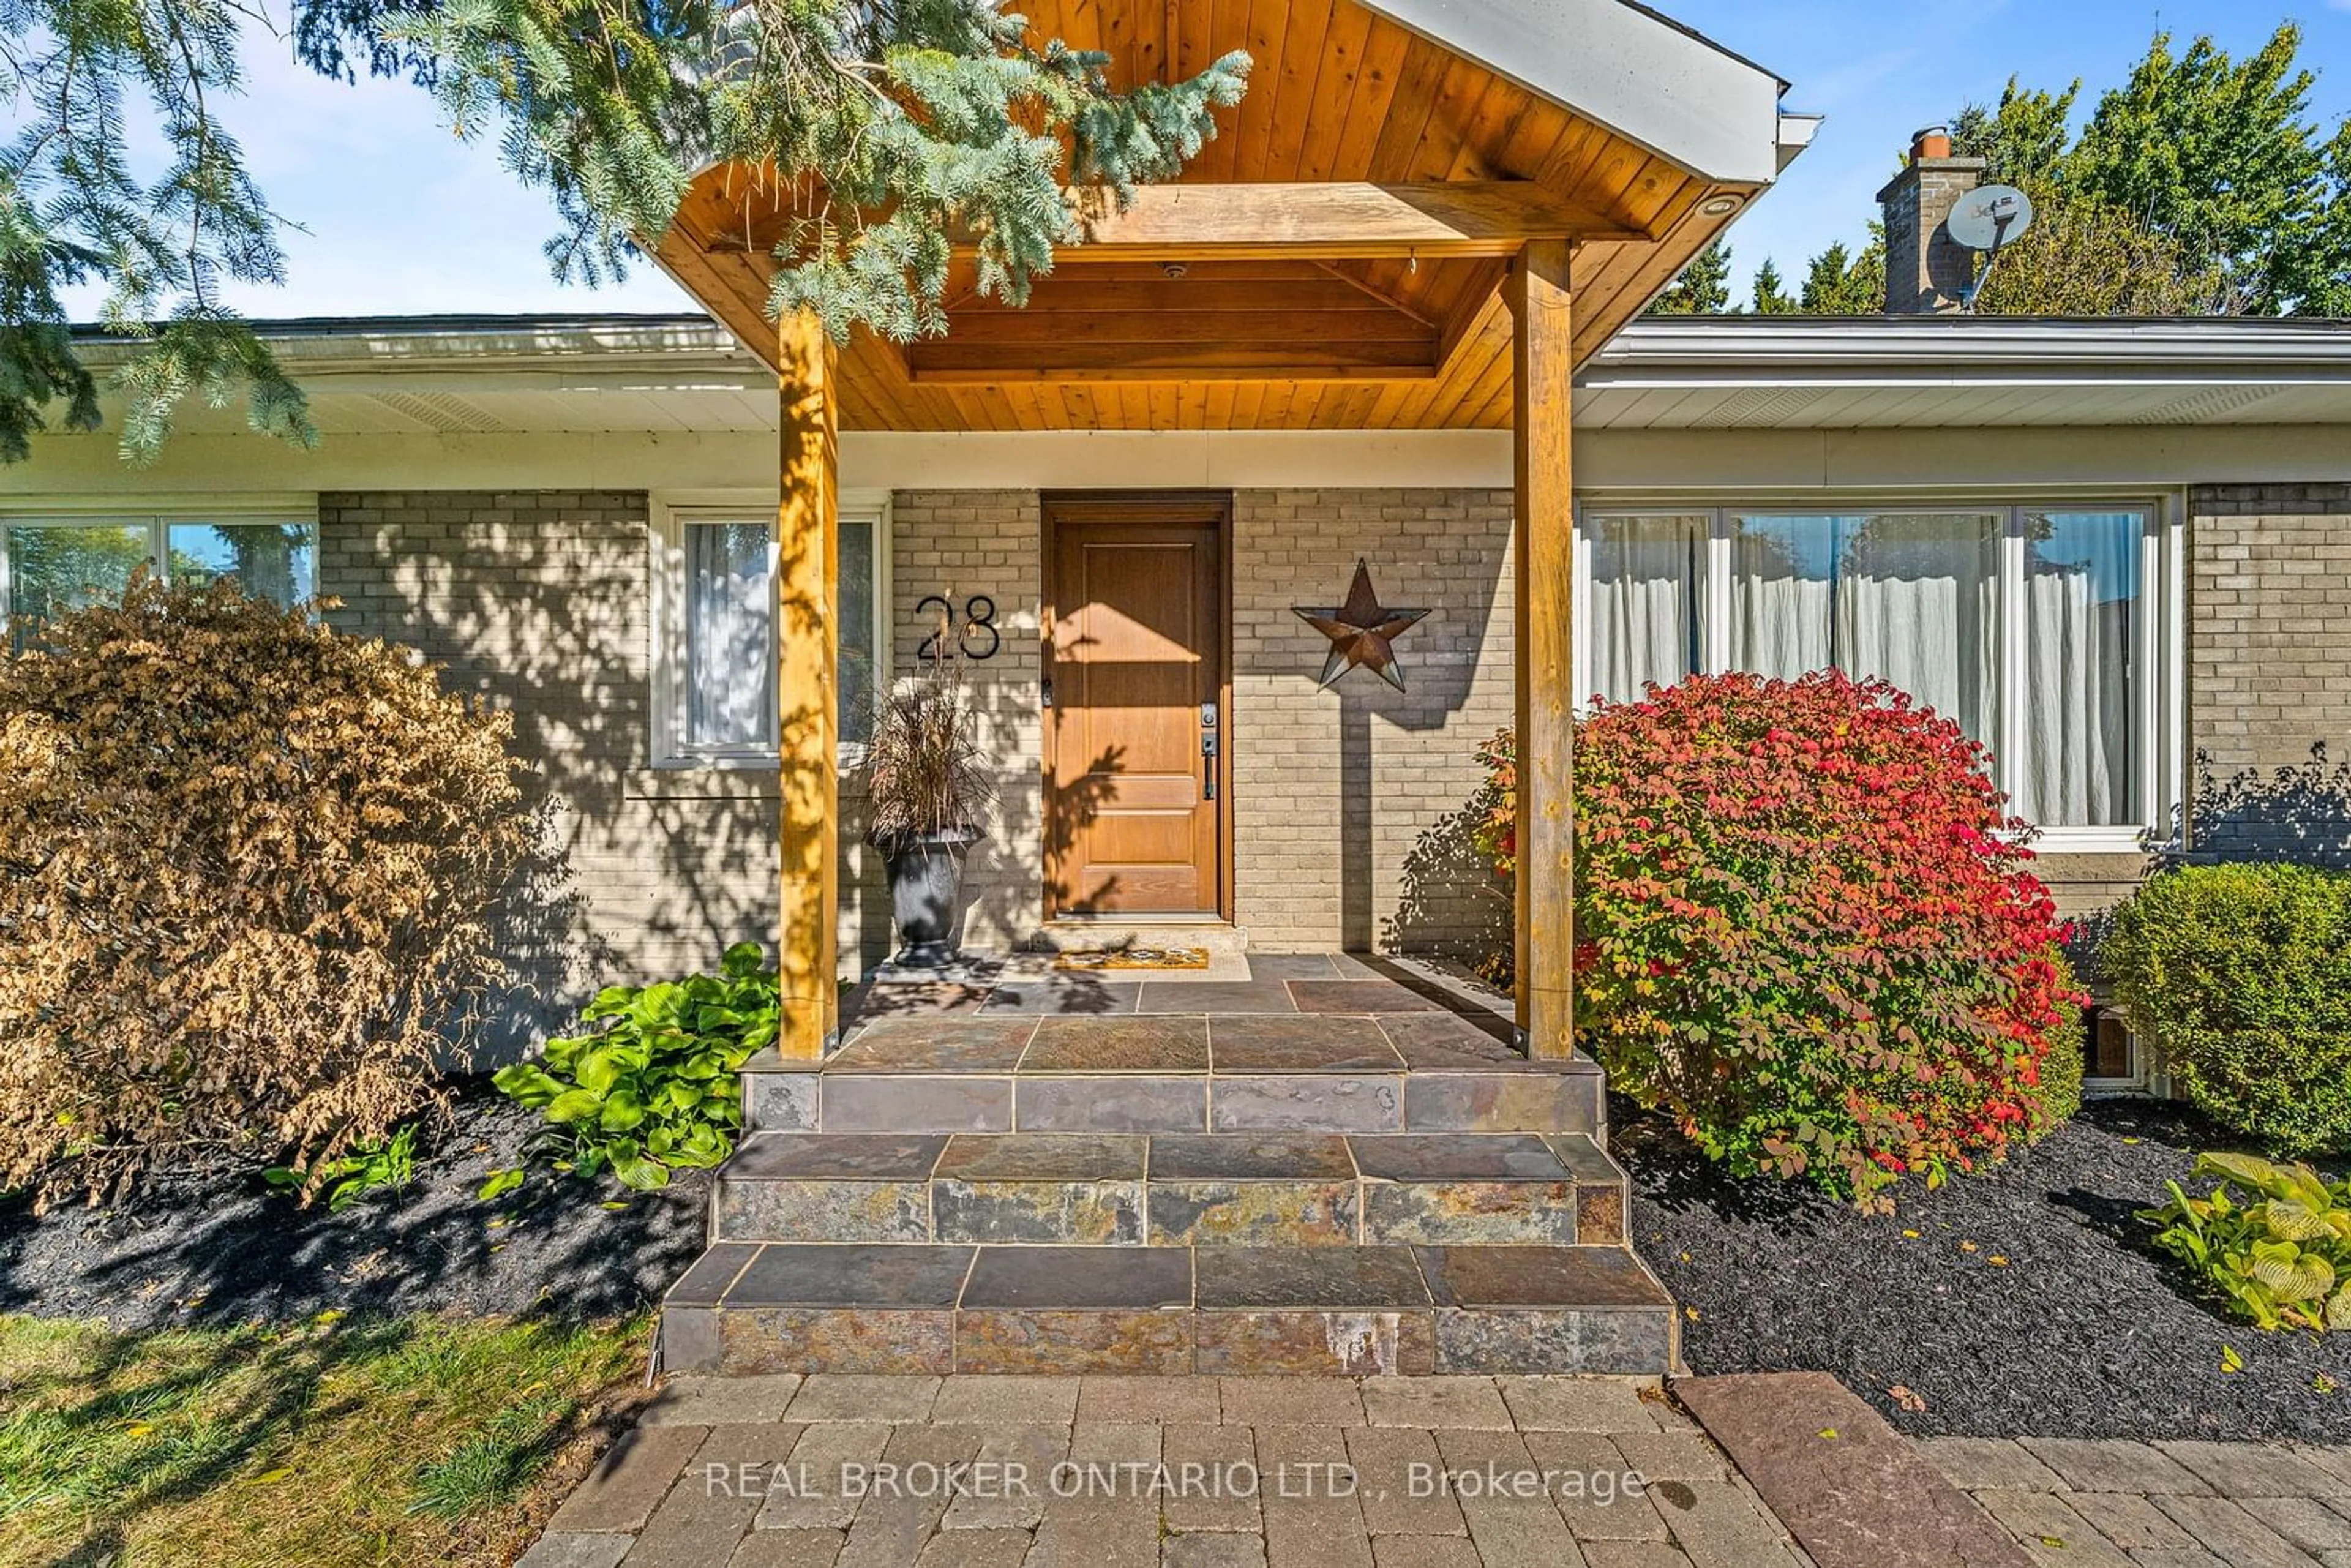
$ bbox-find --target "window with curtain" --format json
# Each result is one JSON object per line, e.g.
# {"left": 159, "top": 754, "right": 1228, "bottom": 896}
{"left": 1730, "top": 512, "right": 2001, "bottom": 747}
{"left": 662, "top": 508, "right": 883, "bottom": 762}
{"left": 2018, "top": 511, "right": 2142, "bottom": 827}
{"left": 1581, "top": 503, "right": 2164, "bottom": 836}
{"left": 682, "top": 521, "right": 778, "bottom": 751}
{"left": 3, "top": 514, "right": 317, "bottom": 653}
{"left": 1587, "top": 512, "right": 1704, "bottom": 703}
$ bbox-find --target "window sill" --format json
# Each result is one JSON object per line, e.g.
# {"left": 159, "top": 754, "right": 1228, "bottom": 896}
{"left": 2029, "top": 828, "right": 2163, "bottom": 856}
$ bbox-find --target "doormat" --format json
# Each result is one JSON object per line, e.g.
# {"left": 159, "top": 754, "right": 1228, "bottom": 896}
{"left": 1052, "top": 947, "right": 1213, "bottom": 972}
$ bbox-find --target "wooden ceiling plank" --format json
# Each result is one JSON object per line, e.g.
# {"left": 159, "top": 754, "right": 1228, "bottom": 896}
{"left": 1304, "top": 260, "right": 1445, "bottom": 328}
{"left": 1613, "top": 155, "right": 1701, "bottom": 234}
{"left": 987, "top": 271, "right": 1417, "bottom": 311}
{"left": 1194, "top": 0, "right": 1254, "bottom": 181}
{"left": 1228, "top": 0, "right": 1295, "bottom": 182}
{"left": 932, "top": 310, "right": 1438, "bottom": 346}
{"left": 1323, "top": 15, "right": 1414, "bottom": 180}
{"left": 1363, "top": 36, "right": 1457, "bottom": 182}
{"left": 1436, "top": 77, "right": 1539, "bottom": 184}
{"left": 1430, "top": 258, "right": 1509, "bottom": 369}
{"left": 1177, "top": 378, "right": 1211, "bottom": 428}
{"left": 1532, "top": 118, "right": 1611, "bottom": 201}
{"left": 1286, "top": 0, "right": 1370, "bottom": 181}
{"left": 1172, "top": 0, "right": 1216, "bottom": 80}
{"left": 909, "top": 348, "right": 1441, "bottom": 378}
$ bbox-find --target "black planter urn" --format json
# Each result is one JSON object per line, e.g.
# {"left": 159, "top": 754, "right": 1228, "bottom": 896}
{"left": 881, "top": 827, "right": 981, "bottom": 967}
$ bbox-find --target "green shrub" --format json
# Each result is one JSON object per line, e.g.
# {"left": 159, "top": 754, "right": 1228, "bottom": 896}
{"left": 1564, "top": 670, "right": 2084, "bottom": 1207}
{"left": 485, "top": 942, "right": 779, "bottom": 1193}
{"left": 2102, "top": 863, "right": 2351, "bottom": 1157}
{"left": 2142, "top": 1151, "right": 2351, "bottom": 1332}
{"left": 2030, "top": 990, "right": 2088, "bottom": 1129}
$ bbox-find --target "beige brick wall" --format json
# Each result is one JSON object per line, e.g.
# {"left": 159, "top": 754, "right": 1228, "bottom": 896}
{"left": 880, "top": 487, "right": 1514, "bottom": 956}
{"left": 319, "top": 491, "right": 787, "bottom": 1049}
{"left": 2186, "top": 482, "right": 2351, "bottom": 868}
{"left": 326, "top": 482, "right": 2351, "bottom": 1014}
{"left": 887, "top": 490, "right": 1046, "bottom": 951}
{"left": 1232, "top": 489, "right": 1515, "bottom": 956}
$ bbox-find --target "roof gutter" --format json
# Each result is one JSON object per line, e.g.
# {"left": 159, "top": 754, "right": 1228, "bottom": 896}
{"left": 1586, "top": 317, "right": 2351, "bottom": 388}
{"left": 70, "top": 314, "right": 752, "bottom": 381}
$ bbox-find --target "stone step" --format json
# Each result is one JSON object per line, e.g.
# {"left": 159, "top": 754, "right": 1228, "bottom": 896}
{"left": 659, "top": 1242, "right": 1674, "bottom": 1377}
{"left": 740, "top": 1027, "right": 1603, "bottom": 1138}
{"left": 711, "top": 1130, "right": 1629, "bottom": 1248}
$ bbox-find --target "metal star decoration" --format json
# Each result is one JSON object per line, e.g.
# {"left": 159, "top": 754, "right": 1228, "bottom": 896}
{"left": 1292, "top": 561, "right": 1431, "bottom": 692}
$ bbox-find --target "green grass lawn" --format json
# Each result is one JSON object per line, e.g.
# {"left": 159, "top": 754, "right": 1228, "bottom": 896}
{"left": 0, "top": 1312, "right": 648, "bottom": 1567}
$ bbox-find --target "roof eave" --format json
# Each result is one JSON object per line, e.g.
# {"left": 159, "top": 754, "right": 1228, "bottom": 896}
{"left": 1353, "top": 0, "right": 1793, "bottom": 185}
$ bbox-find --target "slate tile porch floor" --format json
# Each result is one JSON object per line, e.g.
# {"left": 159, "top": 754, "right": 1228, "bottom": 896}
{"left": 819, "top": 953, "right": 1551, "bottom": 1077}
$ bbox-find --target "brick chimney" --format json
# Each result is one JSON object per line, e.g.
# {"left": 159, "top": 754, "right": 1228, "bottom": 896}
{"left": 1877, "top": 126, "right": 1987, "bottom": 313}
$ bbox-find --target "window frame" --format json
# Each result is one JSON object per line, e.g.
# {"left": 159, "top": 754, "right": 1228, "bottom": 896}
{"left": 1573, "top": 491, "right": 2186, "bottom": 852}
{"left": 648, "top": 489, "right": 892, "bottom": 770}
{"left": 0, "top": 499, "right": 321, "bottom": 626}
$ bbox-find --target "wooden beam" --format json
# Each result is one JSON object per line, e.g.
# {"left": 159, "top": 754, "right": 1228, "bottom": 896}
{"left": 992, "top": 182, "right": 1641, "bottom": 261}
{"left": 1510, "top": 238, "right": 1574, "bottom": 1060}
{"left": 777, "top": 308, "right": 839, "bottom": 1061}
{"left": 907, "top": 361, "right": 1442, "bottom": 383}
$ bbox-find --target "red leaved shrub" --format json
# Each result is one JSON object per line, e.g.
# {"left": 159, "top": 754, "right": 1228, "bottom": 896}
{"left": 1480, "top": 670, "right": 2082, "bottom": 1207}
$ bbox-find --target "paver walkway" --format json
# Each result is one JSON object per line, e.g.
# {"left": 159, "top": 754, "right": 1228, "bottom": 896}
{"left": 522, "top": 1373, "right": 1809, "bottom": 1567}
{"left": 524, "top": 1372, "right": 2351, "bottom": 1567}
{"left": 1923, "top": 1435, "right": 2351, "bottom": 1568}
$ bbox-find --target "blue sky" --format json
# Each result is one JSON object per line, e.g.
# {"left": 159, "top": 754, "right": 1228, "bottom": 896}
{"left": 156, "top": 2, "right": 2351, "bottom": 320}
{"left": 1670, "top": 0, "right": 2351, "bottom": 299}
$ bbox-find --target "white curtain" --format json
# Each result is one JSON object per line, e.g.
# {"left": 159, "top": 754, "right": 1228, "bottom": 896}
{"left": 684, "top": 522, "right": 776, "bottom": 748}
{"left": 1731, "top": 514, "right": 2001, "bottom": 746}
{"left": 1588, "top": 514, "right": 1703, "bottom": 703}
{"left": 2019, "top": 512, "right": 2140, "bottom": 825}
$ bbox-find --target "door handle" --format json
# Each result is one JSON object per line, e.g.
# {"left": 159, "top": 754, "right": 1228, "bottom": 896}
{"left": 1201, "top": 732, "right": 1217, "bottom": 800}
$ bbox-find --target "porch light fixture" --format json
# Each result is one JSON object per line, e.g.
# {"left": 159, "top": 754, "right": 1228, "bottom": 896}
{"left": 1698, "top": 194, "right": 1743, "bottom": 217}
{"left": 1293, "top": 561, "right": 1430, "bottom": 692}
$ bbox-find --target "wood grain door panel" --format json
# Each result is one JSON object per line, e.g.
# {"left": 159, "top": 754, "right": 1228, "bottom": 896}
{"left": 1047, "top": 500, "right": 1229, "bottom": 917}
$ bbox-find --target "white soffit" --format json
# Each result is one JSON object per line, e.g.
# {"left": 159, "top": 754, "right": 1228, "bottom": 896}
{"left": 1355, "top": 0, "right": 1793, "bottom": 185}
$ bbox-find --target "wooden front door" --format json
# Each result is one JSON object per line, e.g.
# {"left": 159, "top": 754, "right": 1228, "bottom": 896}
{"left": 1044, "top": 495, "right": 1231, "bottom": 918}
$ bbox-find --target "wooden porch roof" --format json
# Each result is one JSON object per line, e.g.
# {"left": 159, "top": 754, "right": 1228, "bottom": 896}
{"left": 653, "top": 0, "right": 1798, "bottom": 432}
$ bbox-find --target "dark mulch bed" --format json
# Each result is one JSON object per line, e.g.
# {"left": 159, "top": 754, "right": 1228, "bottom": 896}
{"left": 0, "top": 1076, "right": 708, "bottom": 1332}
{"left": 1619, "top": 1094, "right": 2351, "bottom": 1442}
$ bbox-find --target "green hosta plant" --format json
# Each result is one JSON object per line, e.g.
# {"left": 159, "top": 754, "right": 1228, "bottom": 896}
{"left": 485, "top": 943, "right": 779, "bottom": 1194}
{"left": 264, "top": 1123, "right": 419, "bottom": 1212}
{"left": 2143, "top": 1151, "right": 2351, "bottom": 1333}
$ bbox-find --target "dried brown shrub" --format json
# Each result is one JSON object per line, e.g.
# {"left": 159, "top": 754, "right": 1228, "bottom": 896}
{"left": 0, "top": 575, "right": 533, "bottom": 1204}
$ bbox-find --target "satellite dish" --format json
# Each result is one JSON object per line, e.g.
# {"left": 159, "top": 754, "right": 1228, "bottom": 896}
{"left": 1946, "top": 185, "right": 2035, "bottom": 252}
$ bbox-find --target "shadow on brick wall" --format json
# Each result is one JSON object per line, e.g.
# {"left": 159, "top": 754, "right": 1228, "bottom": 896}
{"left": 2182, "top": 743, "right": 2351, "bottom": 871}
{"left": 468, "top": 800, "right": 618, "bottom": 1068}
{"left": 324, "top": 495, "right": 781, "bottom": 1057}
{"left": 1389, "top": 794, "right": 1512, "bottom": 967}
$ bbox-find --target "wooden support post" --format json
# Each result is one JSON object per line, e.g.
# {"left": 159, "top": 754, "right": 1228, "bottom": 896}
{"left": 1510, "top": 239, "right": 1575, "bottom": 1060}
{"left": 777, "top": 309, "right": 839, "bottom": 1060}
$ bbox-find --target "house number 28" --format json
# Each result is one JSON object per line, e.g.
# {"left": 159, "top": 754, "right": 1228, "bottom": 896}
{"left": 914, "top": 593, "right": 1000, "bottom": 662}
